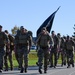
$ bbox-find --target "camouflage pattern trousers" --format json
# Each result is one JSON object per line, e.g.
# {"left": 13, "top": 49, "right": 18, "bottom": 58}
{"left": 4, "top": 50, "right": 13, "bottom": 70}
{"left": 0, "top": 47, "right": 5, "bottom": 70}
{"left": 17, "top": 46, "right": 29, "bottom": 69}
{"left": 37, "top": 47, "right": 49, "bottom": 71}
{"left": 66, "top": 50, "right": 74, "bottom": 66}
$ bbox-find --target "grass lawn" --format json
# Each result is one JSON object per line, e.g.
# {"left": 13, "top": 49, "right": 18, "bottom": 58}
{"left": 8, "top": 50, "right": 38, "bottom": 67}
{"left": 7, "top": 50, "right": 75, "bottom": 67}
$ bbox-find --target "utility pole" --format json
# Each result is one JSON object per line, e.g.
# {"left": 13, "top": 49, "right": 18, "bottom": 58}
{"left": 73, "top": 24, "right": 75, "bottom": 39}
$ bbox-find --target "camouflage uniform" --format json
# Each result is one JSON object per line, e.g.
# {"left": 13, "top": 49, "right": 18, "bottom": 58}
{"left": 4, "top": 30, "right": 14, "bottom": 71}
{"left": 50, "top": 31, "right": 59, "bottom": 68}
{"left": 36, "top": 27, "right": 52, "bottom": 74}
{"left": 56, "top": 33, "right": 61, "bottom": 60}
{"left": 60, "top": 37, "right": 66, "bottom": 66}
{"left": 15, "top": 27, "right": 32, "bottom": 73}
{"left": 14, "top": 29, "right": 21, "bottom": 69}
{"left": 0, "top": 25, "right": 9, "bottom": 72}
{"left": 56, "top": 33, "right": 66, "bottom": 66}
{"left": 65, "top": 36, "right": 75, "bottom": 68}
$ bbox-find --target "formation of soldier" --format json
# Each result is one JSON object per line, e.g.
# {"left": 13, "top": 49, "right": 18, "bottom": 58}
{"left": 36, "top": 28, "right": 75, "bottom": 74}
{"left": 0, "top": 25, "right": 75, "bottom": 74}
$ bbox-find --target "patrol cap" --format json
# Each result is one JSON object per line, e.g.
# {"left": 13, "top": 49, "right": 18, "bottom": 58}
{"left": 0, "top": 25, "right": 2, "bottom": 28}
{"left": 57, "top": 33, "right": 61, "bottom": 36}
{"left": 63, "top": 35, "right": 66, "bottom": 39}
{"left": 20, "top": 26, "right": 24, "bottom": 30}
{"left": 4, "top": 30, "right": 8, "bottom": 33}
{"left": 67, "top": 35, "right": 69, "bottom": 38}
{"left": 51, "top": 30, "right": 54, "bottom": 34}
{"left": 41, "top": 27, "right": 47, "bottom": 31}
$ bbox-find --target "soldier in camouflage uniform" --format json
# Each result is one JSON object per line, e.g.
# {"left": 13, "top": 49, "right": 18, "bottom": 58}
{"left": 4, "top": 30, "right": 14, "bottom": 71}
{"left": 56, "top": 33, "right": 66, "bottom": 66}
{"left": 36, "top": 27, "right": 52, "bottom": 74}
{"left": 50, "top": 31, "right": 59, "bottom": 68}
{"left": 14, "top": 26, "right": 23, "bottom": 70}
{"left": 60, "top": 36, "right": 67, "bottom": 66}
{"left": 14, "top": 26, "right": 32, "bottom": 70}
{"left": 0, "top": 25, "right": 9, "bottom": 72}
{"left": 56, "top": 33, "right": 61, "bottom": 60}
{"left": 65, "top": 36, "right": 75, "bottom": 68}
{"left": 15, "top": 26, "right": 32, "bottom": 73}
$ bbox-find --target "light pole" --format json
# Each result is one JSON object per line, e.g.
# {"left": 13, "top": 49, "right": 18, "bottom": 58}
{"left": 73, "top": 24, "right": 75, "bottom": 39}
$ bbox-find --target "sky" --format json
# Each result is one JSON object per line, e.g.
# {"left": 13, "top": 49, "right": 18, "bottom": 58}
{"left": 0, "top": 0, "right": 75, "bottom": 37}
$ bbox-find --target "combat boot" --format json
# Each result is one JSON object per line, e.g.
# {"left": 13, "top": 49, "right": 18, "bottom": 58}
{"left": 20, "top": 67, "right": 24, "bottom": 73}
{"left": 72, "top": 63, "right": 74, "bottom": 67}
{"left": 4, "top": 69, "right": 8, "bottom": 71}
{"left": 39, "top": 69, "right": 42, "bottom": 74}
{"left": 0, "top": 69, "right": 2, "bottom": 73}
{"left": 64, "top": 62, "right": 66, "bottom": 65}
{"left": 50, "top": 65, "right": 53, "bottom": 68}
{"left": 4, "top": 67, "right": 8, "bottom": 71}
{"left": 10, "top": 67, "right": 13, "bottom": 71}
{"left": 18, "top": 66, "right": 21, "bottom": 70}
{"left": 25, "top": 68, "right": 27, "bottom": 73}
{"left": 44, "top": 71, "right": 47, "bottom": 73}
{"left": 44, "top": 69, "right": 47, "bottom": 73}
{"left": 67, "top": 66, "right": 71, "bottom": 68}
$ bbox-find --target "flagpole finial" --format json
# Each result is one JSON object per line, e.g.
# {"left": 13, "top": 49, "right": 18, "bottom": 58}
{"left": 56, "top": 6, "right": 61, "bottom": 12}
{"left": 58, "top": 6, "right": 61, "bottom": 9}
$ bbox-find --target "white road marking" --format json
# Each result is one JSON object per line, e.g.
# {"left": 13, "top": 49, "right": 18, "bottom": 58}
{"left": 68, "top": 71, "right": 75, "bottom": 75}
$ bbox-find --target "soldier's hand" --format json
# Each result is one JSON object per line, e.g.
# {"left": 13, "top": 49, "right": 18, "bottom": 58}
{"left": 6, "top": 49, "right": 10, "bottom": 54}
{"left": 7, "top": 42, "right": 10, "bottom": 49}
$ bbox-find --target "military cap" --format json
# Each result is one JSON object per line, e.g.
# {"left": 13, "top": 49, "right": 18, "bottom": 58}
{"left": 57, "top": 33, "right": 61, "bottom": 36}
{"left": 67, "top": 35, "right": 69, "bottom": 38}
{"left": 51, "top": 30, "right": 54, "bottom": 34}
{"left": 4, "top": 30, "right": 8, "bottom": 33}
{"left": 20, "top": 26, "right": 24, "bottom": 30}
{"left": 42, "top": 27, "right": 47, "bottom": 31}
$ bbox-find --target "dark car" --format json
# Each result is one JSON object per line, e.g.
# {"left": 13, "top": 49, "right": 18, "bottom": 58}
{"left": 30, "top": 45, "right": 37, "bottom": 50}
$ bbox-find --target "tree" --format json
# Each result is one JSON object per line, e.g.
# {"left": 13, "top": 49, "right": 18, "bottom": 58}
{"left": 11, "top": 25, "right": 19, "bottom": 35}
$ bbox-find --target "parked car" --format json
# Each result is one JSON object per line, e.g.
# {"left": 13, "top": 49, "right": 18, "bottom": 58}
{"left": 30, "top": 45, "right": 37, "bottom": 50}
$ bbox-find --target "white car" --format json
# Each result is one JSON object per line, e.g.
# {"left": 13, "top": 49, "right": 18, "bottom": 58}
{"left": 30, "top": 45, "right": 37, "bottom": 50}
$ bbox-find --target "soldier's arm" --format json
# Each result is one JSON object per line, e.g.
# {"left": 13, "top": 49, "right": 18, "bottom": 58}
{"left": 14, "top": 34, "right": 19, "bottom": 45}
{"left": 47, "top": 33, "right": 53, "bottom": 48}
{"left": 35, "top": 34, "right": 41, "bottom": 52}
{"left": 50, "top": 36, "right": 54, "bottom": 47}
{"left": 27, "top": 34, "right": 32, "bottom": 53}
{"left": 3, "top": 32, "right": 10, "bottom": 49}
{"left": 36, "top": 33, "right": 42, "bottom": 46}
{"left": 29, "top": 35, "right": 32, "bottom": 47}
{"left": 14, "top": 35, "right": 19, "bottom": 52}
{"left": 72, "top": 40, "right": 75, "bottom": 46}
{"left": 56, "top": 36, "right": 59, "bottom": 49}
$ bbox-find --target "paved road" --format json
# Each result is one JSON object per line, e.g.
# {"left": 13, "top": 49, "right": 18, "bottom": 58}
{"left": 1, "top": 65, "right": 75, "bottom": 75}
